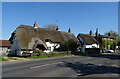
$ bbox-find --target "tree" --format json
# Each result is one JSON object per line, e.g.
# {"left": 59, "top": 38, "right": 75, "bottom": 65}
{"left": 111, "top": 37, "right": 120, "bottom": 50}
{"left": 105, "top": 30, "right": 118, "bottom": 38}
{"left": 103, "top": 40, "right": 112, "bottom": 49}
{"left": 43, "top": 24, "right": 58, "bottom": 30}
{"left": 60, "top": 39, "right": 80, "bottom": 52}
{"left": 104, "top": 31, "right": 120, "bottom": 50}
{"left": 68, "top": 39, "right": 79, "bottom": 52}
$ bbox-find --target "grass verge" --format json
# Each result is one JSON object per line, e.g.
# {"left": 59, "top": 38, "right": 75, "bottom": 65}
{"left": 7, "top": 57, "right": 18, "bottom": 60}
{"left": 27, "top": 53, "right": 73, "bottom": 59}
{"left": 0, "top": 57, "right": 8, "bottom": 61}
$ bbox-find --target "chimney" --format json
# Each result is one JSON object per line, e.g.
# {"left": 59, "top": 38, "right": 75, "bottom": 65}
{"left": 95, "top": 28, "right": 98, "bottom": 37}
{"left": 33, "top": 21, "right": 38, "bottom": 28}
{"left": 108, "top": 33, "right": 111, "bottom": 37}
{"left": 56, "top": 26, "right": 59, "bottom": 31}
{"left": 89, "top": 30, "right": 93, "bottom": 36}
{"left": 99, "top": 33, "right": 101, "bottom": 36}
{"left": 68, "top": 28, "right": 71, "bottom": 33}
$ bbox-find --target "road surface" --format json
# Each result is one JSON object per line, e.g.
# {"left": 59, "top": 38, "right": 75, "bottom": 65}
{"left": 2, "top": 54, "right": 120, "bottom": 78}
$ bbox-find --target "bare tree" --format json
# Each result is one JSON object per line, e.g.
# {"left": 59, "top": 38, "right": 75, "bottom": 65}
{"left": 105, "top": 30, "right": 118, "bottom": 38}
{"left": 43, "top": 24, "right": 58, "bottom": 30}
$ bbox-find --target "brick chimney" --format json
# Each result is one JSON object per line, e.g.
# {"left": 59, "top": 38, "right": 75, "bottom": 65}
{"left": 33, "top": 21, "right": 38, "bottom": 28}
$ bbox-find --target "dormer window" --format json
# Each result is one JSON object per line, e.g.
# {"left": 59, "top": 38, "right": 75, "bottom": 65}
{"left": 14, "top": 36, "right": 17, "bottom": 41}
{"left": 45, "top": 39, "right": 52, "bottom": 42}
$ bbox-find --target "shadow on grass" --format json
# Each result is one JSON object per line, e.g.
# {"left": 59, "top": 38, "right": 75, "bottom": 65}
{"left": 58, "top": 61, "right": 120, "bottom": 76}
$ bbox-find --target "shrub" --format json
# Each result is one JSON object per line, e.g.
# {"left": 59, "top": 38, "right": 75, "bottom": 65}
{"left": 59, "top": 39, "right": 80, "bottom": 52}
{"left": 22, "top": 52, "right": 31, "bottom": 57}
{"left": 33, "top": 50, "right": 43, "bottom": 53}
{"left": 68, "top": 39, "right": 80, "bottom": 52}
{"left": 32, "top": 50, "right": 43, "bottom": 56}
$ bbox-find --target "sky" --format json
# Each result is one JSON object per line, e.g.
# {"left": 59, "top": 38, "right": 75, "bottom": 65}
{"left": 2, "top": 2, "right": 118, "bottom": 40}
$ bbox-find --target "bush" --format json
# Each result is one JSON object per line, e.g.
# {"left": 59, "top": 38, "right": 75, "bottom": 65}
{"left": 22, "top": 52, "right": 31, "bottom": 57}
{"left": 33, "top": 50, "right": 43, "bottom": 53}
{"left": 68, "top": 39, "right": 80, "bottom": 52}
{"left": 71, "top": 51, "right": 85, "bottom": 55}
{"left": 59, "top": 39, "right": 80, "bottom": 52}
{"left": 7, "top": 51, "right": 16, "bottom": 57}
{"left": 85, "top": 48, "right": 101, "bottom": 54}
{"left": 49, "top": 51, "right": 58, "bottom": 55}
{"left": 32, "top": 50, "right": 43, "bottom": 56}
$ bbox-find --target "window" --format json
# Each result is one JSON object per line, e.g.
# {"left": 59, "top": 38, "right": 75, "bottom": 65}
{"left": 47, "top": 47, "right": 51, "bottom": 51}
{"left": 45, "top": 39, "right": 52, "bottom": 42}
{"left": 14, "top": 36, "right": 17, "bottom": 40}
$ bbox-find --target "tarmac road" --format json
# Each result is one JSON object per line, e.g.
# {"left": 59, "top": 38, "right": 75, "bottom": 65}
{"left": 2, "top": 54, "right": 120, "bottom": 78}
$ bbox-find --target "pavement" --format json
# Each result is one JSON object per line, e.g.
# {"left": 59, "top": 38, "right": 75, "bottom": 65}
{"left": 1, "top": 54, "right": 120, "bottom": 78}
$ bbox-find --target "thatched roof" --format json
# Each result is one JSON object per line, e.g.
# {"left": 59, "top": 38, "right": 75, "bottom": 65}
{"left": 9, "top": 25, "right": 78, "bottom": 49}
{"left": 77, "top": 33, "right": 98, "bottom": 45}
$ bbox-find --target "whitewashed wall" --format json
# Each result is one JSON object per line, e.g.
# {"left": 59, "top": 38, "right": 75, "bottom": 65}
{"left": 44, "top": 42, "right": 60, "bottom": 53}
{"left": 86, "top": 43, "right": 99, "bottom": 48}
{"left": 0, "top": 47, "right": 10, "bottom": 56}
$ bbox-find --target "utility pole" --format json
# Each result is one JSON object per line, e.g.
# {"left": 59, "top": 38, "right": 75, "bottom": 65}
{"left": 95, "top": 28, "right": 99, "bottom": 48}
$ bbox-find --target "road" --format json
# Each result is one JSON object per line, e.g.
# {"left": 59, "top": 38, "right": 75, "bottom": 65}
{"left": 2, "top": 54, "right": 120, "bottom": 78}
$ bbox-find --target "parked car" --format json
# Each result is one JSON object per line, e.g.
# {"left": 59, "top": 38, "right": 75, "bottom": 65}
{"left": 105, "top": 49, "right": 114, "bottom": 53}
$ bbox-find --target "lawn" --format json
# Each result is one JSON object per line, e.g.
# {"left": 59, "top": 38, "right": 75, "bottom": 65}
{"left": 7, "top": 57, "right": 18, "bottom": 60}
{"left": 0, "top": 53, "right": 73, "bottom": 61}
{"left": 0, "top": 57, "right": 18, "bottom": 61}
{"left": 27, "top": 53, "right": 73, "bottom": 59}
{"left": 0, "top": 57, "right": 8, "bottom": 61}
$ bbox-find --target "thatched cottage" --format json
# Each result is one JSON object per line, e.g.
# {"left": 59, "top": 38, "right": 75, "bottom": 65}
{"left": 9, "top": 23, "right": 78, "bottom": 56}
{"left": 77, "top": 33, "right": 99, "bottom": 52}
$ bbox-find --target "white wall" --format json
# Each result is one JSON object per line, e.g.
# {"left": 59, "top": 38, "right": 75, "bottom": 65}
{"left": 21, "top": 50, "right": 33, "bottom": 55}
{"left": 86, "top": 43, "right": 99, "bottom": 48}
{"left": 0, "top": 47, "right": 10, "bottom": 56}
{"left": 44, "top": 42, "right": 60, "bottom": 53}
{"left": 1, "top": 47, "right": 8, "bottom": 52}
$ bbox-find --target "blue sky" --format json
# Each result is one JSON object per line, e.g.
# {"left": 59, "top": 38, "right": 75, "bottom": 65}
{"left": 2, "top": 2, "right": 118, "bottom": 40}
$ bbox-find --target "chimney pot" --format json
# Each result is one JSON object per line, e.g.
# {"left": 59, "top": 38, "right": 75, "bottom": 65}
{"left": 89, "top": 30, "right": 93, "bottom": 36}
{"left": 68, "top": 28, "right": 71, "bottom": 33}
{"left": 33, "top": 21, "right": 38, "bottom": 28}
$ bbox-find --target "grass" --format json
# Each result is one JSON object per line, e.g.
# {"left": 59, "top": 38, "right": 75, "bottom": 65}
{"left": 7, "top": 57, "right": 18, "bottom": 60}
{"left": 0, "top": 57, "right": 18, "bottom": 61}
{"left": 0, "top": 53, "right": 73, "bottom": 61}
{"left": 0, "top": 57, "right": 8, "bottom": 61}
{"left": 27, "top": 53, "right": 73, "bottom": 59}
{"left": 50, "top": 53, "right": 73, "bottom": 57}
